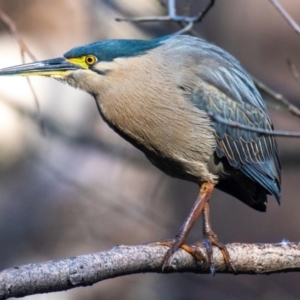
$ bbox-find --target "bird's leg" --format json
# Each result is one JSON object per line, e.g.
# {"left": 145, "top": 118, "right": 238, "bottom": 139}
{"left": 161, "top": 182, "right": 214, "bottom": 270}
{"left": 202, "top": 202, "right": 235, "bottom": 274}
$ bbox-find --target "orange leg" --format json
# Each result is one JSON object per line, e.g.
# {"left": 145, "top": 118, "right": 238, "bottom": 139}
{"left": 162, "top": 182, "right": 214, "bottom": 270}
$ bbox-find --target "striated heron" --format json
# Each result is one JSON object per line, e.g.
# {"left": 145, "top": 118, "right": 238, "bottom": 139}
{"left": 0, "top": 34, "right": 281, "bottom": 272}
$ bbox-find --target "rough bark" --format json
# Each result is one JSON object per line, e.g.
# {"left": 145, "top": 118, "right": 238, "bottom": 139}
{"left": 0, "top": 242, "right": 300, "bottom": 299}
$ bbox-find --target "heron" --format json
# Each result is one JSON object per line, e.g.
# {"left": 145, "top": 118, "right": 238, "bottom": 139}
{"left": 0, "top": 34, "right": 281, "bottom": 273}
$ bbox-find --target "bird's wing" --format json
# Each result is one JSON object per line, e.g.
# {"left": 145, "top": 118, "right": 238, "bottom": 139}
{"left": 190, "top": 66, "right": 281, "bottom": 202}
{"left": 164, "top": 35, "right": 281, "bottom": 201}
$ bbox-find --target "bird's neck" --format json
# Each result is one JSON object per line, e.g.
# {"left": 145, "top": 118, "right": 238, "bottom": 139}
{"left": 94, "top": 54, "right": 171, "bottom": 152}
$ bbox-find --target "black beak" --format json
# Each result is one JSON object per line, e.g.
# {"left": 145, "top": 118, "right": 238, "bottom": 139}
{"left": 0, "top": 57, "right": 82, "bottom": 77}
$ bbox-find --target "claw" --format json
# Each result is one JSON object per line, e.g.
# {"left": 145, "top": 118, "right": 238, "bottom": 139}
{"left": 153, "top": 183, "right": 235, "bottom": 273}
{"left": 203, "top": 238, "right": 215, "bottom": 275}
{"left": 158, "top": 183, "right": 214, "bottom": 271}
{"left": 155, "top": 236, "right": 234, "bottom": 274}
{"left": 201, "top": 233, "right": 235, "bottom": 274}
{"left": 155, "top": 240, "right": 205, "bottom": 271}
{"left": 162, "top": 239, "right": 182, "bottom": 271}
{"left": 202, "top": 203, "right": 235, "bottom": 273}
{"left": 210, "top": 237, "right": 235, "bottom": 272}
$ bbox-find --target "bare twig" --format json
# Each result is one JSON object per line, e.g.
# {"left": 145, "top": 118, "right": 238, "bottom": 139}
{"left": 0, "top": 9, "right": 45, "bottom": 134}
{"left": 0, "top": 10, "right": 36, "bottom": 61}
{"left": 157, "top": 0, "right": 166, "bottom": 7}
{"left": 207, "top": 111, "right": 300, "bottom": 138}
{"left": 183, "top": 0, "right": 192, "bottom": 17}
{"left": 253, "top": 76, "right": 300, "bottom": 118}
{"left": 0, "top": 242, "right": 299, "bottom": 299}
{"left": 116, "top": 0, "right": 215, "bottom": 34}
{"left": 116, "top": 0, "right": 300, "bottom": 118}
{"left": 176, "top": 21, "right": 193, "bottom": 35}
{"left": 193, "top": 0, "right": 215, "bottom": 23}
{"left": 267, "top": 0, "right": 300, "bottom": 117}
{"left": 270, "top": 0, "right": 300, "bottom": 35}
{"left": 287, "top": 58, "right": 300, "bottom": 87}
{"left": 25, "top": 78, "right": 45, "bottom": 134}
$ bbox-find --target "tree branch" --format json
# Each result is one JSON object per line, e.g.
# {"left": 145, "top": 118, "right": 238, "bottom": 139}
{"left": 207, "top": 110, "right": 300, "bottom": 138}
{"left": 287, "top": 58, "right": 300, "bottom": 87}
{"left": 0, "top": 242, "right": 299, "bottom": 299}
{"left": 2, "top": 2, "right": 300, "bottom": 299}
{"left": 269, "top": 0, "right": 300, "bottom": 35}
{"left": 116, "top": 0, "right": 300, "bottom": 118}
{"left": 252, "top": 76, "right": 300, "bottom": 118}
{"left": 116, "top": 0, "right": 215, "bottom": 34}
{"left": 0, "top": 9, "right": 44, "bottom": 134}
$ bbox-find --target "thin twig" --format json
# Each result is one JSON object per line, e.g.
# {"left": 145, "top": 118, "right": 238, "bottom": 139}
{"left": 0, "top": 9, "right": 45, "bottom": 135}
{"left": 116, "top": 0, "right": 215, "bottom": 34}
{"left": 253, "top": 76, "right": 300, "bottom": 118}
{"left": 287, "top": 58, "right": 300, "bottom": 87}
{"left": 157, "top": 0, "right": 166, "bottom": 7}
{"left": 0, "top": 10, "right": 36, "bottom": 61}
{"left": 25, "top": 78, "right": 45, "bottom": 135}
{"left": 183, "top": 0, "right": 191, "bottom": 17}
{"left": 116, "top": 15, "right": 171, "bottom": 22}
{"left": 208, "top": 111, "right": 300, "bottom": 138}
{"left": 267, "top": 0, "right": 300, "bottom": 117}
{"left": 196, "top": 0, "right": 215, "bottom": 23}
{"left": 270, "top": 0, "right": 300, "bottom": 35}
{"left": 176, "top": 21, "right": 193, "bottom": 34}
{"left": 116, "top": 0, "right": 300, "bottom": 118}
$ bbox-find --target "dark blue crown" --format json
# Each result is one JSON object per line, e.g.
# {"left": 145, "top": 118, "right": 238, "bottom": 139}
{"left": 64, "top": 35, "right": 171, "bottom": 62}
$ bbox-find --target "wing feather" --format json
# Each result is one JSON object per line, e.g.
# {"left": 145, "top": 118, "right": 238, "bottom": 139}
{"left": 165, "top": 35, "right": 281, "bottom": 203}
{"left": 191, "top": 83, "right": 281, "bottom": 203}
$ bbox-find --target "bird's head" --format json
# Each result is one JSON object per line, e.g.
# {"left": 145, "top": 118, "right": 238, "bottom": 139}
{"left": 0, "top": 37, "right": 169, "bottom": 96}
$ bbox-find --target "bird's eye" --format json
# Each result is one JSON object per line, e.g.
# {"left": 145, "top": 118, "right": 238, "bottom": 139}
{"left": 85, "top": 55, "right": 97, "bottom": 65}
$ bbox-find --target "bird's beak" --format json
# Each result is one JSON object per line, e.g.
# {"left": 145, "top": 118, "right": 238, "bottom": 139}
{"left": 0, "top": 57, "right": 82, "bottom": 77}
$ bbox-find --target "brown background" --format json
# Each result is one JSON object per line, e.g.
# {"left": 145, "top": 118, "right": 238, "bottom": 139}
{"left": 0, "top": 0, "right": 299, "bottom": 299}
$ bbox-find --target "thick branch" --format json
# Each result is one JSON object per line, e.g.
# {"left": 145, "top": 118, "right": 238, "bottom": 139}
{"left": 0, "top": 242, "right": 299, "bottom": 299}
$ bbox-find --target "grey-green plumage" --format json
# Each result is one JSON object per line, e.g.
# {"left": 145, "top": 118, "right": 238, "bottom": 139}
{"left": 0, "top": 34, "right": 281, "bottom": 272}
{"left": 63, "top": 34, "right": 280, "bottom": 210}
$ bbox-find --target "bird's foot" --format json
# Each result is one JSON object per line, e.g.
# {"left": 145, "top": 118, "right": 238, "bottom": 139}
{"left": 155, "top": 239, "right": 205, "bottom": 271}
{"left": 201, "top": 231, "right": 235, "bottom": 275}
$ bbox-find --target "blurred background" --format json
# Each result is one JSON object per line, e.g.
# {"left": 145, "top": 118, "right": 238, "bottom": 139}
{"left": 0, "top": 0, "right": 299, "bottom": 299}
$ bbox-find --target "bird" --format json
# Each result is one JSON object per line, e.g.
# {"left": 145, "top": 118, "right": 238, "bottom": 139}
{"left": 0, "top": 34, "right": 281, "bottom": 272}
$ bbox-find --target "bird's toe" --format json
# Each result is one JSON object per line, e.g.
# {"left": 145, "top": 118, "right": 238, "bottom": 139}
{"left": 155, "top": 239, "right": 205, "bottom": 271}
{"left": 202, "top": 233, "right": 235, "bottom": 274}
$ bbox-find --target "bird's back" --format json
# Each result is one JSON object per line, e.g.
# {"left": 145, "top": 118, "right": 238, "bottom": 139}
{"left": 157, "top": 35, "right": 281, "bottom": 211}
